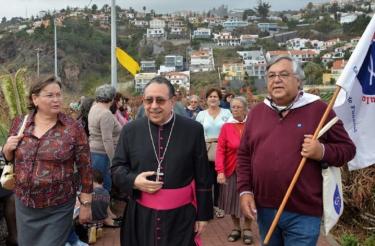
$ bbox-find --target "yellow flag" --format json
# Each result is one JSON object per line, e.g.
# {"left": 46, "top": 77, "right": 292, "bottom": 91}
{"left": 116, "top": 47, "right": 140, "bottom": 76}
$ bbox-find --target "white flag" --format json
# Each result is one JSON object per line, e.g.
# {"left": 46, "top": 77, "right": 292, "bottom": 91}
{"left": 334, "top": 14, "right": 375, "bottom": 170}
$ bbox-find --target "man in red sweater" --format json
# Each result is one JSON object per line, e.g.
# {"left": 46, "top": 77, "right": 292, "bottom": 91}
{"left": 237, "top": 55, "right": 356, "bottom": 246}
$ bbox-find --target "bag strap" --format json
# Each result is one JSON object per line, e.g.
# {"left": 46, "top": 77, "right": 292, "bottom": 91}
{"left": 2, "top": 115, "right": 29, "bottom": 166}
{"left": 17, "top": 114, "right": 29, "bottom": 137}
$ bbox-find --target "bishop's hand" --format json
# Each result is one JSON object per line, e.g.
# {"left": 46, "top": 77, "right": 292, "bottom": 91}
{"left": 134, "top": 171, "right": 163, "bottom": 194}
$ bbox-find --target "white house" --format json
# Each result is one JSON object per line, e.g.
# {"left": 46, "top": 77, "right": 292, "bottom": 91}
{"left": 150, "top": 19, "right": 166, "bottom": 29}
{"left": 190, "top": 48, "right": 215, "bottom": 73}
{"left": 257, "top": 23, "right": 279, "bottom": 33}
{"left": 146, "top": 28, "right": 165, "bottom": 39}
{"left": 213, "top": 32, "right": 240, "bottom": 46}
{"left": 193, "top": 28, "right": 212, "bottom": 39}
{"left": 170, "top": 27, "right": 184, "bottom": 36}
{"left": 141, "top": 60, "right": 156, "bottom": 72}
{"left": 266, "top": 50, "right": 319, "bottom": 63}
{"left": 134, "top": 73, "right": 158, "bottom": 92}
{"left": 133, "top": 20, "right": 149, "bottom": 27}
{"left": 162, "top": 71, "right": 191, "bottom": 91}
{"left": 340, "top": 13, "right": 358, "bottom": 24}
{"left": 240, "top": 35, "right": 258, "bottom": 46}
{"left": 237, "top": 50, "right": 266, "bottom": 79}
{"left": 222, "top": 19, "right": 248, "bottom": 30}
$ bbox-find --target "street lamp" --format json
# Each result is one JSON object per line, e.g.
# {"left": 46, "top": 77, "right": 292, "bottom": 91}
{"left": 111, "top": 0, "right": 117, "bottom": 88}
{"left": 35, "top": 48, "right": 43, "bottom": 77}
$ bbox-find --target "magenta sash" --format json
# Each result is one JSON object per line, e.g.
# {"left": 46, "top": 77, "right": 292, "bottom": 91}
{"left": 136, "top": 181, "right": 202, "bottom": 246}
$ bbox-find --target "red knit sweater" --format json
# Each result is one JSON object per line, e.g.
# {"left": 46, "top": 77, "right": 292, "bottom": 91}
{"left": 215, "top": 122, "right": 244, "bottom": 177}
{"left": 237, "top": 100, "right": 356, "bottom": 217}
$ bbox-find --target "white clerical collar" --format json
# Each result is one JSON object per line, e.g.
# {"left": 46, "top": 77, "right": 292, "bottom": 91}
{"left": 227, "top": 116, "right": 247, "bottom": 123}
{"left": 264, "top": 91, "right": 320, "bottom": 111}
{"left": 159, "top": 112, "right": 174, "bottom": 126}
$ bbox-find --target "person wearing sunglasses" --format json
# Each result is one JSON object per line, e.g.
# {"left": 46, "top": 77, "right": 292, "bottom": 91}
{"left": 237, "top": 55, "right": 356, "bottom": 246}
{"left": 112, "top": 76, "right": 213, "bottom": 246}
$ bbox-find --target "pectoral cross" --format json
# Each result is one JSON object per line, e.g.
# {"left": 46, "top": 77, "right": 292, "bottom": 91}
{"left": 156, "top": 167, "right": 164, "bottom": 182}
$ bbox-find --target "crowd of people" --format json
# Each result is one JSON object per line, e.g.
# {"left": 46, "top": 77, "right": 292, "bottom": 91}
{"left": 0, "top": 55, "right": 356, "bottom": 246}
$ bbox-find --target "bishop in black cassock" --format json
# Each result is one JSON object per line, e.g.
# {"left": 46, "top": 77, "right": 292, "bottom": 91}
{"left": 111, "top": 78, "right": 213, "bottom": 246}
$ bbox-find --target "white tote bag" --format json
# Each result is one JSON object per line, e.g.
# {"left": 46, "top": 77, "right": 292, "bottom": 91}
{"left": 321, "top": 166, "right": 343, "bottom": 235}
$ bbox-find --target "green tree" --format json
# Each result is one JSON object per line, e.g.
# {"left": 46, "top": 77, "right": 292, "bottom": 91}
{"left": 306, "top": 2, "right": 314, "bottom": 12}
{"left": 254, "top": 0, "right": 271, "bottom": 20}
{"left": 1, "top": 16, "right": 6, "bottom": 24}
{"left": 304, "top": 62, "right": 324, "bottom": 85}
{"left": 314, "top": 16, "right": 340, "bottom": 34}
{"left": 343, "top": 15, "right": 371, "bottom": 36}
{"left": 91, "top": 4, "right": 98, "bottom": 14}
{"left": 243, "top": 9, "right": 256, "bottom": 21}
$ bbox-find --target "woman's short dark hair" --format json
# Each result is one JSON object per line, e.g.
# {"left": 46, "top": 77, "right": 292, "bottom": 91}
{"left": 28, "top": 75, "right": 62, "bottom": 110}
{"left": 144, "top": 76, "right": 175, "bottom": 98}
{"left": 205, "top": 88, "right": 222, "bottom": 100}
{"left": 224, "top": 92, "right": 234, "bottom": 101}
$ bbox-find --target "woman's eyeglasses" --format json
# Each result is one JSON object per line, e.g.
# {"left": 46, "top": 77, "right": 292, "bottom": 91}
{"left": 143, "top": 97, "right": 170, "bottom": 105}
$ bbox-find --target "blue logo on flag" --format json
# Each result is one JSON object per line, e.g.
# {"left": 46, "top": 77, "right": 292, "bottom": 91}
{"left": 357, "top": 37, "right": 375, "bottom": 95}
{"left": 333, "top": 185, "right": 342, "bottom": 214}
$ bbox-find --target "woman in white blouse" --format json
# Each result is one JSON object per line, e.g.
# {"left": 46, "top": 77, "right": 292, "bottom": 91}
{"left": 196, "top": 88, "right": 232, "bottom": 218}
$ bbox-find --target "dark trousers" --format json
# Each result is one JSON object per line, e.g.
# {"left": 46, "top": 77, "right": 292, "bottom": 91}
{"left": 208, "top": 161, "right": 219, "bottom": 207}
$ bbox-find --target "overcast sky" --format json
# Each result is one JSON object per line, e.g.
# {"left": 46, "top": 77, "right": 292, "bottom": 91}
{"left": 1, "top": 0, "right": 328, "bottom": 19}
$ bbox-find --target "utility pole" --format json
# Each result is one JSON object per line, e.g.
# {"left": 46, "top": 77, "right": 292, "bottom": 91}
{"left": 54, "top": 18, "right": 58, "bottom": 79}
{"left": 111, "top": 0, "right": 117, "bottom": 88}
{"left": 35, "top": 48, "right": 42, "bottom": 77}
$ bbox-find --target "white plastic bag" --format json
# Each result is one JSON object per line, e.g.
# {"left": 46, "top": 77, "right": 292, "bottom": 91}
{"left": 322, "top": 166, "right": 343, "bottom": 235}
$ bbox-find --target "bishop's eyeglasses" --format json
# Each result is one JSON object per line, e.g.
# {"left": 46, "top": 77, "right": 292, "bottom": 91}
{"left": 143, "top": 96, "right": 170, "bottom": 105}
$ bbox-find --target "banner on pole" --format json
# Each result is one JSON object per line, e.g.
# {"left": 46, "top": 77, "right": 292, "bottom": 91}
{"left": 116, "top": 47, "right": 140, "bottom": 76}
{"left": 334, "top": 15, "right": 375, "bottom": 170}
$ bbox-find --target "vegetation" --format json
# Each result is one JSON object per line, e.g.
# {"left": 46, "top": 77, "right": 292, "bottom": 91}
{"left": 0, "top": 68, "right": 28, "bottom": 118}
{"left": 340, "top": 234, "right": 359, "bottom": 246}
{"left": 343, "top": 15, "right": 371, "bottom": 37}
{"left": 254, "top": 0, "right": 271, "bottom": 20}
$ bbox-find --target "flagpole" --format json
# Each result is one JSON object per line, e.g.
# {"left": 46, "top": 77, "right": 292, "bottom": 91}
{"left": 264, "top": 85, "right": 342, "bottom": 245}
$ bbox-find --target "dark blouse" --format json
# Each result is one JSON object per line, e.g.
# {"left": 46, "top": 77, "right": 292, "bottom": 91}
{"left": 8, "top": 111, "right": 93, "bottom": 208}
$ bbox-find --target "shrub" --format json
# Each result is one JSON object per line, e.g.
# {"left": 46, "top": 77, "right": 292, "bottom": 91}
{"left": 340, "top": 234, "right": 359, "bottom": 246}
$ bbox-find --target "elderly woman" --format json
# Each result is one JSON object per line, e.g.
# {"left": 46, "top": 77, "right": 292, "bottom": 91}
{"left": 88, "top": 84, "right": 122, "bottom": 192}
{"left": 1, "top": 75, "right": 92, "bottom": 246}
{"left": 185, "top": 95, "right": 202, "bottom": 120}
{"left": 196, "top": 88, "right": 232, "bottom": 218}
{"left": 215, "top": 96, "right": 253, "bottom": 244}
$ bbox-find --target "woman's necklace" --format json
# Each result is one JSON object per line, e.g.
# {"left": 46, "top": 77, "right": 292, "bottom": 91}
{"left": 147, "top": 114, "right": 176, "bottom": 182}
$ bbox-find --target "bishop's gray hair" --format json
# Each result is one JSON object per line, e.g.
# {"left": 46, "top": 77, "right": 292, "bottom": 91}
{"left": 266, "top": 55, "right": 305, "bottom": 88}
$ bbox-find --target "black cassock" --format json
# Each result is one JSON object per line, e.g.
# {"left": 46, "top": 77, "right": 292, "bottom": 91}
{"left": 112, "top": 114, "right": 213, "bottom": 246}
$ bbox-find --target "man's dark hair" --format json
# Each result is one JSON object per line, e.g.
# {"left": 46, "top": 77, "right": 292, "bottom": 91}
{"left": 93, "top": 170, "right": 104, "bottom": 184}
{"left": 144, "top": 76, "right": 175, "bottom": 98}
{"left": 205, "top": 88, "right": 223, "bottom": 100}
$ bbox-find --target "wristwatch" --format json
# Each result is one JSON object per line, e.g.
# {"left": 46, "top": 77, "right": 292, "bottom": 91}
{"left": 80, "top": 200, "right": 92, "bottom": 207}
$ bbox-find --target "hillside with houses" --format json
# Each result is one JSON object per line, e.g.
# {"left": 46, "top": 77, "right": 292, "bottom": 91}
{"left": 0, "top": 0, "right": 373, "bottom": 97}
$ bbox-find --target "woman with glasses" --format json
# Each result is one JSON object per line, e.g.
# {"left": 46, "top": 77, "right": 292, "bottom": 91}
{"left": 215, "top": 96, "right": 253, "bottom": 244}
{"left": 185, "top": 95, "right": 202, "bottom": 120}
{"left": 196, "top": 88, "right": 232, "bottom": 219}
{"left": 1, "top": 75, "right": 93, "bottom": 246}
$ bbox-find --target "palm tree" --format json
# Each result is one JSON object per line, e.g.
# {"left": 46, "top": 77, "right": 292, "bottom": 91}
{"left": 0, "top": 68, "right": 28, "bottom": 118}
{"left": 143, "top": 6, "right": 146, "bottom": 15}
{"left": 254, "top": 0, "right": 271, "bottom": 20}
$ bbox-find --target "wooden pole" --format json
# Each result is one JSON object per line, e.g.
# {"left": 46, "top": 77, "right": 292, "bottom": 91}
{"left": 263, "top": 85, "right": 342, "bottom": 244}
